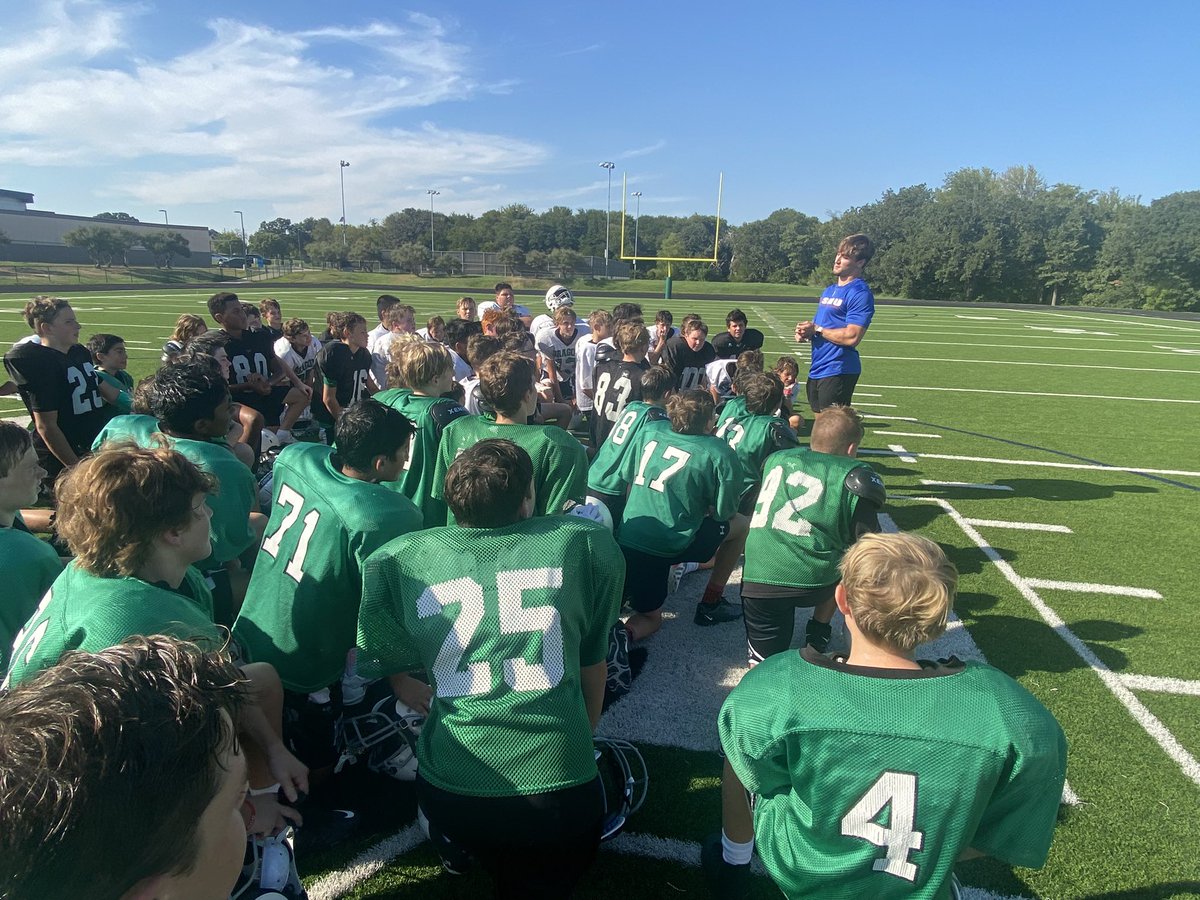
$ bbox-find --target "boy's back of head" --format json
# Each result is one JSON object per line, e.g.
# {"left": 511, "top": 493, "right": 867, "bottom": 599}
{"left": 667, "top": 389, "right": 715, "bottom": 436}
{"left": 148, "top": 360, "right": 230, "bottom": 435}
{"left": 334, "top": 399, "right": 415, "bottom": 474}
{"left": 809, "top": 405, "right": 864, "bottom": 456}
{"left": 444, "top": 438, "right": 533, "bottom": 528}
{"left": 641, "top": 366, "right": 675, "bottom": 406}
{"left": 741, "top": 372, "right": 784, "bottom": 417}
{"left": 478, "top": 351, "right": 537, "bottom": 418}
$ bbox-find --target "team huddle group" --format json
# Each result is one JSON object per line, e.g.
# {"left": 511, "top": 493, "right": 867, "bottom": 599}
{"left": 0, "top": 234, "right": 1069, "bottom": 900}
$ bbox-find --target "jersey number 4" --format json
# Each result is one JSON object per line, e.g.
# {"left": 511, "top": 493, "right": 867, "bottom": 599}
{"left": 840, "top": 771, "right": 925, "bottom": 882}
{"left": 419, "top": 569, "right": 564, "bottom": 698}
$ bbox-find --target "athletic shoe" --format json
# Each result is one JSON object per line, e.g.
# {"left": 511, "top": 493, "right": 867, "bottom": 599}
{"left": 700, "top": 831, "right": 751, "bottom": 900}
{"left": 668, "top": 563, "right": 686, "bottom": 594}
{"left": 606, "top": 623, "right": 632, "bottom": 698}
{"left": 232, "top": 830, "right": 308, "bottom": 900}
{"left": 805, "top": 619, "right": 833, "bottom": 654}
{"left": 694, "top": 599, "right": 743, "bottom": 627}
{"left": 292, "top": 803, "right": 360, "bottom": 855}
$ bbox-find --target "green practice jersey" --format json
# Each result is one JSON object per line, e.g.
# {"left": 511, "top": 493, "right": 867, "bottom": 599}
{"left": 616, "top": 428, "right": 743, "bottom": 557}
{"left": 431, "top": 416, "right": 588, "bottom": 522}
{"left": 374, "top": 388, "right": 468, "bottom": 527}
{"left": 744, "top": 448, "right": 884, "bottom": 589}
{"left": 357, "top": 516, "right": 623, "bottom": 797}
{"left": 587, "top": 401, "right": 670, "bottom": 496}
{"left": 5, "top": 564, "right": 218, "bottom": 687}
{"left": 91, "top": 415, "right": 256, "bottom": 568}
{"left": 720, "top": 649, "right": 1067, "bottom": 899}
{"left": 233, "top": 443, "right": 423, "bottom": 693}
{"left": 715, "top": 410, "right": 799, "bottom": 499}
{"left": 716, "top": 395, "right": 747, "bottom": 428}
{"left": 0, "top": 523, "right": 63, "bottom": 671}
{"left": 92, "top": 413, "right": 161, "bottom": 450}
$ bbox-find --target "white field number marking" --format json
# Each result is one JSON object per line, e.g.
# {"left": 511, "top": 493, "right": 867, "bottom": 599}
{"left": 841, "top": 771, "right": 924, "bottom": 881}
{"left": 261, "top": 484, "right": 321, "bottom": 582}
{"left": 750, "top": 465, "right": 824, "bottom": 536}
{"left": 418, "top": 569, "right": 564, "bottom": 698}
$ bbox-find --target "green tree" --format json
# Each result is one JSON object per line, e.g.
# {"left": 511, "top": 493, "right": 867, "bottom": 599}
{"left": 524, "top": 249, "right": 549, "bottom": 275}
{"left": 94, "top": 212, "right": 140, "bottom": 223}
{"left": 497, "top": 245, "right": 525, "bottom": 276}
{"left": 391, "top": 242, "right": 430, "bottom": 275}
{"left": 210, "top": 229, "right": 243, "bottom": 257}
{"left": 63, "top": 226, "right": 138, "bottom": 267}
{"left": 546, "top": 248, "right": 583, "bottom": 279}
{"left": 140, "top": 232, "right": 192, "bottom": 268}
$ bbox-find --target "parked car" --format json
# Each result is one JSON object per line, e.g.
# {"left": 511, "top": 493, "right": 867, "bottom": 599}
{"left": 219, "top": 256, "right": 247, "bottom": 268}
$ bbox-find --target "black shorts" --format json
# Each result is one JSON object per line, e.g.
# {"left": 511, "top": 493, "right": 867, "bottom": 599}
{"left": 621, "top": 517, "right": 730, "bottom": 614}
{"left": 282, "top": 686, "right": 342, "bottom": 770}
{"left": 806, "top": 374, "right": 859, "bottom": 413}
{"left": 742, "top": 581, "right": 837, "bottom": 665}
{"left": 417, "top": 774, "right": 604, "bottom": 898}
{"left": 238, "top": 385, "right": 290, "bottom": 426}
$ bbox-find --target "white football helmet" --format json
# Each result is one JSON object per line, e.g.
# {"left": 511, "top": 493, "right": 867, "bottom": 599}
{"left": 595, "top": 737, "right": 648, "bottom": 841}
{"left": 545, "top": 284, "right": 574, "bottom": 311}
{"left": 335, "top": 680, "right": 424, "bottom": 781}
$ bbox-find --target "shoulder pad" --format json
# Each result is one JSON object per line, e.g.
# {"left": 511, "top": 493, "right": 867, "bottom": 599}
{"left": 429, "top": 400, "right": 469, "bottom": 429}
{"left": 844, "top": 465, "right": 886, "bottom": 507}
{"left": 769, "top": 421, "right": 800, "bottom": 451}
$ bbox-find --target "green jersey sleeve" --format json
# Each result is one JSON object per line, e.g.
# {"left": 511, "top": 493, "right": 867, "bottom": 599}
{"left": 0, "top": 526, "right": 63, "bottom": 672}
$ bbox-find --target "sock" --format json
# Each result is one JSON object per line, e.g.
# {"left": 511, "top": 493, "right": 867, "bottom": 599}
{"left": 275, "top": 429, "right": 291, "bottom": 442}
{"left": 701, "top": 583, "right": 726, "bottom": 607}
{"left": 682, "top": 561, "right": 701, "bottom": 576}
{"left": 721, "top": 830, "right": 754, "bottom": 865}
{"left": 806, "top": 619, "right": 833, "bottom": 651}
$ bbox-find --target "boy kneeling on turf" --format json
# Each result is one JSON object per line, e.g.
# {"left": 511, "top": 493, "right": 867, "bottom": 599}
{"left": 710, "top": 532, "right": 1067, "bottom": 899}
{"left": 356, "top": 439, "right": 624, "bottom": 895}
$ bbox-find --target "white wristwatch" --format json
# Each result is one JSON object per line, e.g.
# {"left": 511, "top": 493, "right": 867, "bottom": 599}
{"left": 814, "top": 325, "right": 824, "bottom": 336}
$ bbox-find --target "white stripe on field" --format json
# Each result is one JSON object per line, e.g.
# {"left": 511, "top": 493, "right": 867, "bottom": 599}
{"left": 861, "top": 414, "right": 918, "bottom": 421}
{"left": 874, "top": 450, "right": 1200, "bottom": 479}
{"left": 929, "top": 498, "right": 1200, "bottom": 788}
{"left": 858, "top": 383, "right": 1200, "bottom": 405}
{"left": 305, "top": 823, "right": 425, "bottom": 900}
{"left": 1062, "top": 783, "right": 1082, "bottom": 807}
{"left": 888, "top": 444, "right": 917, "bottom": 463}
{"left": 852, "top": 392, "right": 882, "bottom": 397}
{"left": 963, "top": 518, "right": 1073, "bottom": 534}
{"left": 853, "top": 402, "right": 897, "bottom": 408}
{"left": 919, "top": 480, "right": 1014, "bottom": 491}
{"left": 1023, "top": 578, "right": 1162, "bottom": 600}
{"left": 1119, "top": 674, "right": 1200, "bottom": 696}
{"left": 868, "top": 355, "right": 1197, "bottom": 375}
{"left": 879, "top": 431, "right": 941, "bottom": 438}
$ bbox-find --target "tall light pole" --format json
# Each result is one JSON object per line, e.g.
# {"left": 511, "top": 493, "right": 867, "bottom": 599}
{"left": 339, "top": 160, "right": 350, "bottom": 247}
{"left": 233, "top": 210, "right": 246, "bottom": 255}
{"left": 427, "top": 189, "right": 440, "bottom": 256}
{"left": 630, "top": 191, "right": 642, "bottom": 277}
{"left": 599, "top": 161, "right": 615, "bottom": 277}
{"left": 159, "top": 209, "right": 168, "bottom": 225}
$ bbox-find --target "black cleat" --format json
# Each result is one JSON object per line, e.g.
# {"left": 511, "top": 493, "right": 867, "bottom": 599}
{"left": 694, "top": 599, "right": 743, "bottom": 627}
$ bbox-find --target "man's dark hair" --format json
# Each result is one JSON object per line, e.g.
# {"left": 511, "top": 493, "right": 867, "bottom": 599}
{"left": 334, "top": 400, "right": 415, "bottom": 475}
{"left": 493, "top": 282, "right": 513, "bottom": 294}
{"left": 500, "top": 330, "right": 535, "bottom": 354}
{"left": 838, "top": 233, "right": 875, "bottom": 264}
{"left": 641, "top": 365, "right": 675, "bottom": 404}
{"left": 444, "top": 439, "right": 533, "bottom": 527}
{"left": 742, "top": 372, "right": 785, "bottom": 416}
{"left": 22, "top": 296, "right": 71, "bottom": 332}
{"left": 478, "top": 352, "right": 537, "bottom": 417}
{"left": 492, "top": 309, "right": 526, "bottom": 339}
{"left": 0, "top": 420, "right": 33, "bottom": 479}
{"left": 0, "top": 635, "right": 245, "bottom": 900}
{"left": 655, "top": 309, "right": 673, "bottom": 326}
{"left": 466, "top": 334, "right": 502, "bottom": 369}
{"left": 282, "top": 317, "right": 310, "bottom": 339}
{"left": 240, "top": 303, "right": 260, "bottom": 321}
{"left": 726, "top": 308, "right": 748, "bottom": 326}
{"left": 376, "top": 294, "right": 400, "bottom": 319}
{"left": 206, "top": 291, "right": 239, "bottom": 320}
{"left": 444, "top": 317, "right": 481, "bottom": 348}
{"left": 667, "top": 388, "right": 715, "bottom": 435}
{"left": 611, "top": 302, "right": 643, "bottom": 322}
{"left": 148, "top": 360, "right": 230, "bottom": 435}
{"left": 86, "top": 333, "right": 124, "bottom": 361}
{"left": 182, "top": 330, "right": 227, "bottom": 362}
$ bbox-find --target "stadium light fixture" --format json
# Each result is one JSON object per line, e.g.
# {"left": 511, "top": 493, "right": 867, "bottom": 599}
{"left": 427, "top": 189, "right": 440, "bottom": 256}
{"left": 159, "top": 209, "right": 168, "bottom": 225}
{"left": 233, "top": 210, "right": 246, "bottom": 255}
{"left": 600, "top": 161, "right": 615, "bottom": 277}
{"left": 339, "top": 160, "right": 351, "bottom": 248}
{"left": 630, "top": 191, "right": 642, "bottom": 276}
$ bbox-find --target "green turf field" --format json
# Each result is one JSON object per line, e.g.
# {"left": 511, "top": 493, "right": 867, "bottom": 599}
{"left": 3, "top": 288, "right": 1199, "bottom": 899}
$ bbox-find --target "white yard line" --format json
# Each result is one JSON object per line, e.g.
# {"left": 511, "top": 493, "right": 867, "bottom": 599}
{"left": 1022, "top": 578, "right": 1162, "bottom": 600}
{"left": 879, "top": 431, "right": 941, "bottom": 438}
{"left": 862, "top": 414, "right": 918, "bottom": 421}
{"left": 918, "top": 480, "right": 1014, "bottom": 491}
{"left": 861, "top": 449, "right": 1200, "bottom": 479}
{"left": 869, "top": 338, "right": 1199, "bottom": 357}
{"left": 858, "top": 383, "right": 1200, "bottom": 404}
{"left": 888, "top": 444, "right": 917, "bottom": 463}
{"left": 1119, "top": 674, "right": 1200, "bottom": 696}
{"left": 306, "top": 823, "right": 425, "bottom": 900}
{"left": 927, "top": 498, "right": 1200, "bottom": 788}
{"left": 852, "top": 402, "right": 897, "bottom": 408}
{"left": 867, "top": 355, "right": 1197, "bottom": 375}
{"left": 962, "top": 518, "right": 1073, "bottom": 534}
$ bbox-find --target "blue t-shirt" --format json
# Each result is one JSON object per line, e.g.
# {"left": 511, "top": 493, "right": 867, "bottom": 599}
{"left": 808, "top": 278, "right": 875, "bottom": 379}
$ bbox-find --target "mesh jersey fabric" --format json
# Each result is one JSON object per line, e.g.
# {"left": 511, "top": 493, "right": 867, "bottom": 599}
{"left": 233, "top": 443, "right": 423, "bottom": 693}
{"left": 357, "top": 516, "right": 623, "bottom": 797}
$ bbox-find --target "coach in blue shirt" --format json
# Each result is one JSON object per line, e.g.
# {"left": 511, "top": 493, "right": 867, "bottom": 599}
{"left": 795, "top": 234, "right": 875, "bottom": 412}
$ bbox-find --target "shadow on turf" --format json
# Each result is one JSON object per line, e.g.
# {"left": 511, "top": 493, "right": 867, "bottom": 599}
{"left": 1078, "top": 884, "right": 1200, "bottom": 900}
{"left": 960, "top": 613, "right": 1139, "bottom": 675}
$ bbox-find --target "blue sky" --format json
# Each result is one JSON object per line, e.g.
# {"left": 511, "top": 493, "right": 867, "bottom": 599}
{"left": 2, "top": 0, "right": 1197, "bottom": 237}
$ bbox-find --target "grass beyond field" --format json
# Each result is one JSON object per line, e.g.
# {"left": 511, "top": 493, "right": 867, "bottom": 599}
{"left": 3, "top": 289, "right": 1199, "bottom": 899}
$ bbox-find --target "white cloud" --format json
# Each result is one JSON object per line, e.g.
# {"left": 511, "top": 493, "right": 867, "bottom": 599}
{"left": 620, "top": 139, "right": 667, "bottom": 159}
{"left": 0, "top": 0, "right": 548, "bottom": 219}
